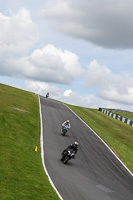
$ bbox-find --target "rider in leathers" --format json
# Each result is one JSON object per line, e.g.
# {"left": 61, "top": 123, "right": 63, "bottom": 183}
{"left": 62, "top": 120, "right": 70, "bottom": 130}
{"left": 62, "top": 142, "right": 79, "bottom": 160}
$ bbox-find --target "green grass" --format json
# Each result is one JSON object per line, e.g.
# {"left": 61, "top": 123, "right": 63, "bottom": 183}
{"left": 65, "top": 104, "right": 133, "bottom": 173}
{"left": 0, "top": 83, "right": 59, "bottom": 200}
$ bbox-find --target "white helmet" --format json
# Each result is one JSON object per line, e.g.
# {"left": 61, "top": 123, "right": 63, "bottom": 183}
{"left": 74, "top": 141, "right": 78, "bottom": 146}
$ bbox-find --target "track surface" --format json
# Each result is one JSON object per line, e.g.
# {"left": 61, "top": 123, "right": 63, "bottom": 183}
{"left": 40, "top": 96, "right": 133, "bottom": 200}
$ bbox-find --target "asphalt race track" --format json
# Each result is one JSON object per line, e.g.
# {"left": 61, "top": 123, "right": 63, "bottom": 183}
{"left": 40, "top": 96, "right": 133, "bottom": 200}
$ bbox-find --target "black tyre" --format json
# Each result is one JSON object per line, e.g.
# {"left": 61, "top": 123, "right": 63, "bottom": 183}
{"left": 63, "top": 156, "right": 69, "bottom": 164}
{"left": 61, "top": 129, "right": 66, "bottom": 136}
{"left": 62, "top": 132, "right": 65, "bottom": 136}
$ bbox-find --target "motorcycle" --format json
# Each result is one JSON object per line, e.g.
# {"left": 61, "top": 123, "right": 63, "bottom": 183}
{"left": 46, "top": 93, "right": 49, "bottom": 98}
{"left": 61, "top": 149, "right": 75, "bottom": 164}
{"left": 61, "top": 126, "right": 69, "bottom": 136}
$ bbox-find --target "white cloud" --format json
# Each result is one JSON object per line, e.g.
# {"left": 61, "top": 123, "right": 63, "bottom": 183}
{"left": 85, "top": 60, "right": 112, "bottom": 87}
{"left": 25, "top": 80, "right": 61, "bottom": 97}
{"left": 25, "top": 79, "right": 133, "bottom": 112}
{"left": 0, "top": 8, "right": 39, "bottom": 76}
{"left": 0, "top": 9, "right": 83, "bottom": 84}
{"left": 2, "top": 44, "right": 83, "bottom": 84}
{"left": 25, "top": 79, "right": 99, "bottom": 108}
{"left": 0, "top": 3, "right": 133, "bottom": 112}
{"left": 0, "top": 8, "right": 38, "bottom": 58}
{"left": 63, "top": 89, "right": 72, "bottom": 97}
{"left": 86, "top": 60, "right": 133, "bottom": 105}
{"left": 40, "top": 0, "right": 133, "bottom": 49}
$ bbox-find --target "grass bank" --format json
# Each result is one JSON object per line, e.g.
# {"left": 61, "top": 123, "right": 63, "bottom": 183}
{"left": 66, "top": 104, "right": 133, "bottom": 173}
{"left": 0, "top": 84, "right": 59, "bottom": 200}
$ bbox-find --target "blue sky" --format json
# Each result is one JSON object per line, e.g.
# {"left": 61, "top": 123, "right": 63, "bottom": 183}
{"left": 0, "top": 0, "right": 133, "bottom": 111}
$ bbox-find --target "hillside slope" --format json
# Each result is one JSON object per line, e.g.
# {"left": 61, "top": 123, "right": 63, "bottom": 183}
{"left": 0, "top": 83, "right": 59, "bottom": 200}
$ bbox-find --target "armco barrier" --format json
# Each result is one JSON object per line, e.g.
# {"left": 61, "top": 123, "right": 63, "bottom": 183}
{"left": 99, "top": 108, "right": 133, "bottom": 127}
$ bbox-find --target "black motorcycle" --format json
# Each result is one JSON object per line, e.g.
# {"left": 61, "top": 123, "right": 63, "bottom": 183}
{"left": 61, "top": 149, "right": 75, "bottom": 164}
{"left": 46, "top": 92, "right": 49, "bottom": 98}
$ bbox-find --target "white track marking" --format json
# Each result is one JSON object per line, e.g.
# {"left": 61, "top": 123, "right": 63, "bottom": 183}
{"left": 38, "top": 96, "right": 64, "bottom": 200}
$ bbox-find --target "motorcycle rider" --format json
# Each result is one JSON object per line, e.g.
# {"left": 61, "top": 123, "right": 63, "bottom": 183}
{"left": 62, "top": 120, "right": 70, "bottom": 131}
{"left": 46, "top": 92, "right": 49, "bottom": 98}
{"left": 61, "top": 141, "right": 79, "bottom": 160}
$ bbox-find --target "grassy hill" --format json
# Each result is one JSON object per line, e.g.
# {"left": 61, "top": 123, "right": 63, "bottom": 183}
{"left": 0, "top": 83, "right": 133, "bottom": 199}
{"left": 0, "top": 83, "right": 60, "bottom": 200}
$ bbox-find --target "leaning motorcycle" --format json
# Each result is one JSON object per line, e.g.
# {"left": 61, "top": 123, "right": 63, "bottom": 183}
{"left": 46, "top": 93, "right": 49, "bottom": 98}
{"left": 61, "top": 126, "right": 69, "bottom": 136}
{"left": 61, "top": 149, "right": 75, "bottom": 164}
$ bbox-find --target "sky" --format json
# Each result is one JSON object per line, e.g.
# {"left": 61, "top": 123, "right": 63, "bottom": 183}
{"left": 0, "top": 0, "right": 133, "bottom": 112}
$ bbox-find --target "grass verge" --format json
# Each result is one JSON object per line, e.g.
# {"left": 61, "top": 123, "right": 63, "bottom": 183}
{"left": 66, "top": 104, "right": 133, "bottom": 173}
{"left": 0, "top": 83, "right": 59, "bottom": 200}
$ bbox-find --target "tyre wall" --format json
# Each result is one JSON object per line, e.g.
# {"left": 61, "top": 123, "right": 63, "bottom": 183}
{"left": 99, "top": 108, "right": 133, "bottom": 127}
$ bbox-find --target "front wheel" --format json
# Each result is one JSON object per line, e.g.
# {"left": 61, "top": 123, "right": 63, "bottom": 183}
{"left": 63, "top": 156, "right": 70, "bottom": 164}
{"left": 61, "top": 129, "right": 67, "bottom": 136}
{"left": 62, "top": 131, "right": 65, "bottom": 136}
